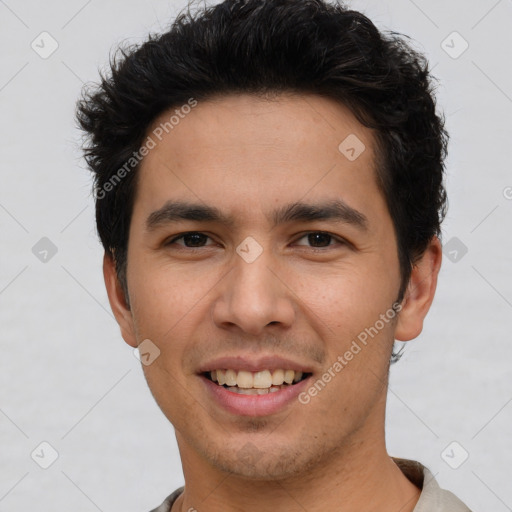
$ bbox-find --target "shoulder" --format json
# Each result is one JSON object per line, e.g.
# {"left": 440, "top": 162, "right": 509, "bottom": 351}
{"left": 148, "top": 486, "right": 184, "bottom": 512}
{"left": 392, "top": 457, "right": 472, "bottom": 512}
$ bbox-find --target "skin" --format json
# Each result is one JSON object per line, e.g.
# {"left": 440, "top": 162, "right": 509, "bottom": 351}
{"left": 104, "top": 93, "right": 442, "bottom": 512}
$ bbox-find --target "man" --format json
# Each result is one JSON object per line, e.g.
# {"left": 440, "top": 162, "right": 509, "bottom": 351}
{"left": 76, "top": 0, "right": 472, "bottom": 510}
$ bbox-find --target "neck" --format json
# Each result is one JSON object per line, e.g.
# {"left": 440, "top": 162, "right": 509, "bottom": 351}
{"left": 172, "top": 422, "right": 421, "bottom": 512}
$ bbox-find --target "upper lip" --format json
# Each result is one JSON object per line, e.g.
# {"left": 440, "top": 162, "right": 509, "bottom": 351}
{"left": 198, "top": 355, "right": 315, "bottom": 374}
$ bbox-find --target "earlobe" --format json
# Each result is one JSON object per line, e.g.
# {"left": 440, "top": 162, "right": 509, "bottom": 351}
{"left": 103, "top": 252, "right": 138, "bottom": 348}
{"left": 394, "top": 236, "right": 443, "bottom": 342}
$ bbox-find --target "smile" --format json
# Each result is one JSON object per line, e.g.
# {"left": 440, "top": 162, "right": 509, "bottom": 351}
{"left": 205, "top": 369, "right": 310, "bottom": 395}
{"left": 201, "top": 367, "right": 312, "bottom": 416}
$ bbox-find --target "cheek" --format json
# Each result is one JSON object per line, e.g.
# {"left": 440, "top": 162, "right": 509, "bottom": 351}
{"left": 127, "top": 258, "right": 217, "bottom": 340}
{"left": 292, "top": 263, "right": 398, "bottom": 393}
{"left": 293, "top": 264, "right": 394, "bottom": 331}
{"left": 127, "top": 261, "right": 227, "bottom": 397}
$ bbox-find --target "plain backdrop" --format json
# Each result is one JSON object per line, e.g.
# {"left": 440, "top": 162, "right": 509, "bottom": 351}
{"left": 1, "top": 0, "right": 511, "bottom": 510}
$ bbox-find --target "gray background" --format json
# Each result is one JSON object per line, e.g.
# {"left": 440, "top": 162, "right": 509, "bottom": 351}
{"left": 1, "top": 0, "right": 511, "bottom": 510}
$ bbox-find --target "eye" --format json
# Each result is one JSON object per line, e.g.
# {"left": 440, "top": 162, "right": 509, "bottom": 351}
{"left": 165, "top": 232, "right": 216, "bottom": 249}
{"left": 293, "top": 231, "right": 345, "bottom": 250}
{"left": 164, "top": 231, "right": 346, "bottom": 252}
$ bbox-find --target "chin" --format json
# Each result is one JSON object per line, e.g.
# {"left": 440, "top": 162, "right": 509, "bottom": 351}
{"left": 203, "top": 440, "right": 316, "bottom": 481}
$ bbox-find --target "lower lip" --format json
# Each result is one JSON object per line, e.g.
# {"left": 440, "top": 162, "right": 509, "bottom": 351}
{"left": 201, "top": 375, "right": 311, "bottom": 417}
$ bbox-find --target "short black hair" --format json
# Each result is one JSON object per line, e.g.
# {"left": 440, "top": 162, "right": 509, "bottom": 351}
{"left": 76, "top": 0, "right": 448, "bottom": 305}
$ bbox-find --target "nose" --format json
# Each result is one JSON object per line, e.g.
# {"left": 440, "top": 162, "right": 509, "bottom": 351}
{"left": 211, "top": 248, "right": 296, "bottom": 336}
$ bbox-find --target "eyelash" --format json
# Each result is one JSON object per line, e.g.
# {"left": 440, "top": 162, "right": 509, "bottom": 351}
{"left": 164, "top": 231, "right": 346, "bottom": 252}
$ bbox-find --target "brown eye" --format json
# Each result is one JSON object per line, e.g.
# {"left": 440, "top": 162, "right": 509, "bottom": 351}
{"left": 294, "top": 231, "right": 343, "bottom": 249}
{"left": 166, "top": 232, "right": 214, "bottom": 248}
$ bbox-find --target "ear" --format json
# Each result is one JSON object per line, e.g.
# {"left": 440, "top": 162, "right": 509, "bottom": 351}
{"left": 395, "top": 236, "right": 443, "bottom": 341}
{"left": 103, "top": 252, "right": 138, "bottom": 348}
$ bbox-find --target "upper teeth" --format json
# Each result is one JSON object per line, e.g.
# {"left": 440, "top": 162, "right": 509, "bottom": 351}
{"left": 211, "top": 369, "right": 303, "bottom": 388}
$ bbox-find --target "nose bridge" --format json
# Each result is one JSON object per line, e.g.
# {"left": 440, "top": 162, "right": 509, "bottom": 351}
{"left": 212, "top": 240, "right": 295, "bottom": 334}
{"left": 234, "top": 250, "right": 274, "bottom": 303}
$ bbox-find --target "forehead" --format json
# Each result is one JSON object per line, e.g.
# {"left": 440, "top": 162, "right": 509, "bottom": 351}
{"left": 134, "top": 93, "right": 385, "bottom": 229}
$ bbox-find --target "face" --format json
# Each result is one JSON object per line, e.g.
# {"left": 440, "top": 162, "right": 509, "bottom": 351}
{"left": 105, "top": 93, "right": 440, "bottom": 481}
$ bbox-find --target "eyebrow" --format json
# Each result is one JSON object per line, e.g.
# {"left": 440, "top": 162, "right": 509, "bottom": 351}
{"left": 146, "top": 199, "right": 368, "bottom": 232}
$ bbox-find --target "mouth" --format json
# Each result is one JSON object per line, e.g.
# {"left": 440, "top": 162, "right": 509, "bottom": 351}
{"left": 203, "top": 369, "right": 311, "bottom": 395}
{"left": 198, "top": 356, "right": 315, "bottom": 416}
